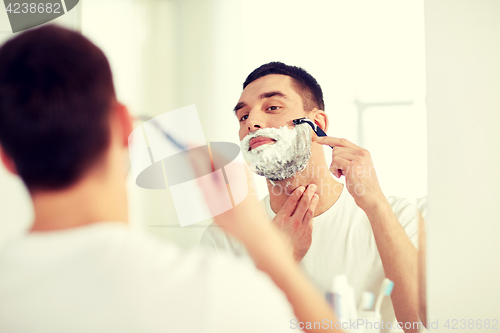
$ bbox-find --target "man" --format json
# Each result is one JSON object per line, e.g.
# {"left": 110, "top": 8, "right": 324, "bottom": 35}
{"left": 201, "top": 62, "right": 424, "bottom": 332}
{"left": 0, "top": 26, "right": 343, "bottom": 333}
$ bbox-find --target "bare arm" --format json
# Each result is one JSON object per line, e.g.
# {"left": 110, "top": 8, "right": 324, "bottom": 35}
{"left": 364, "top": 201, "right": 420, "bottom": 332}
{"left": 193, "top": 156, "right": 343, "bottom": 332}
{"left": 316, "top": 136, "right": 421, "bottom": 332}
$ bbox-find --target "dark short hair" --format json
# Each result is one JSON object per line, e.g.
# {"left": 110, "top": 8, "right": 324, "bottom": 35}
{"left": 0, "top": 25, "right": 115, "bottom": 191}
{"left": 243, "top": 62, "right": 325, "bottom": 111}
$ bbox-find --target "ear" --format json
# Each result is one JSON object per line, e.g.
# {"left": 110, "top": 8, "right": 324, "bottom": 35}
{"left": 311, "top": 109, "right": 328, "bottom": 133}
{"left": 114, "top": 102, "right": 133, "bottom": 147}
{"left": 0, "top": 145, "right": 18, "bottom": 175}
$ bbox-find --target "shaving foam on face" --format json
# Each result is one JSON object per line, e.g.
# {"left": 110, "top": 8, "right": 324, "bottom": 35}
{"left": 240, "top": 125, "right": 312, "bottom": 181}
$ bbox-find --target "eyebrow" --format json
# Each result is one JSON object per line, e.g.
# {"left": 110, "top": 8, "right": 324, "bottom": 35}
{"left": 233, "top": 91, "right": 287, "bottom": 114}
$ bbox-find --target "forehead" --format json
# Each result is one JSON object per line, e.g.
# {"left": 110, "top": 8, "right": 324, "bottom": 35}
{"left": 238, "top": 74, "right": 299, "bottom": 102}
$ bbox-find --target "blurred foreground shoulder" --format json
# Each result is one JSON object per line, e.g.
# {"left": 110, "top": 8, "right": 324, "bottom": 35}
{"left": 200, "top": 222, "right": 250, "bottom": 260}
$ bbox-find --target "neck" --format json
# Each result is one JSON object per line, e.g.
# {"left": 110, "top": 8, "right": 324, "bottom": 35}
{"left": 29, "top": 163, "right": 129, "bottom": 232}
{"left": 267, "top": 158, "right": 343, "bottom": 217}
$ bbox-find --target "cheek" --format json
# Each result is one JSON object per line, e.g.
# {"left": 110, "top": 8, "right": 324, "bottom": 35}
{"left": 238, "top": 127, "right": 247, "bottom": 141}
{"left": 274, "top": 113, "right": 298, "bottom": 128}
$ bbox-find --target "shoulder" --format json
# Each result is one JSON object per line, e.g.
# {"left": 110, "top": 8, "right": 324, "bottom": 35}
{"left": 200, "top": 222, "right": 229, "bottom": 249}
{"left": 386, "top": 196, "right": 421, "bottom": 247}
{"left": 199, "top": 222, "right": 255, "bottom": 268}
{"left": 135, "top": 242, "right": 295, "bottom": 332}
{"left": 109, "top": 232, "right": 295, "bottom": 331}
{"left": 386, "top": 196, "right": 421, "bottom": 222}
{"left": 198, "top": 196, "right": 271, "bottom": 258}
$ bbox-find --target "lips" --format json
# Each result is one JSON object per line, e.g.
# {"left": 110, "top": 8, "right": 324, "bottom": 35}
{"left": 249, "top": 136, "right": 276, "bottom": 150}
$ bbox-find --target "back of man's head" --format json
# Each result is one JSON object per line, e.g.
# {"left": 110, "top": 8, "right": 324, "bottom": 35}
{"left": 0, "top": 25, "right": 116, "bottom": 192}
{"left": 243, "top": 62, "right": 325, "bottom": 112}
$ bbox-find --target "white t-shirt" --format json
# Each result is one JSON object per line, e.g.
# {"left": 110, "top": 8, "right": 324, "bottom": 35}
{"left": 0, "top": 222, "right": 299, "bottom": 333}
{"left": 201, "top": 185, "right": 420, "bottom": 331}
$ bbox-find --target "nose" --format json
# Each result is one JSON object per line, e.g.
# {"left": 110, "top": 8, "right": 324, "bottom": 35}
{"left": 246, "top": 111, "right": 263, "bottom": 133}
{"left": 239, "top": 109, "right": 266, "bottom": 140}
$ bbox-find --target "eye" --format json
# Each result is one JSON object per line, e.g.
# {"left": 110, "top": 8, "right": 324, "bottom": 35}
{"left": 239, "top": 114, "right": 249, "bottom": 122}
{"left": 266, "top": 106, "right": 281, "bottom": 111}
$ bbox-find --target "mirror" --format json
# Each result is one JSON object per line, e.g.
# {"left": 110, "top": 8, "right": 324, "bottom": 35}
{"left": 0, "top": 0, "right": 428, "bottom": 330}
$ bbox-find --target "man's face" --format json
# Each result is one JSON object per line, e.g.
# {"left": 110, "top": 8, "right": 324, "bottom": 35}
{"left": 235, "top": 74, "right": 309, "bottom": 144}
{"left": 235, "top": 74, "right": 313, "bottom": 181}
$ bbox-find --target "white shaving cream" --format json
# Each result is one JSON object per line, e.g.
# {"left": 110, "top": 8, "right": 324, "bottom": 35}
{"left": 240, "top": 125, "right": 311, "bottom": 181}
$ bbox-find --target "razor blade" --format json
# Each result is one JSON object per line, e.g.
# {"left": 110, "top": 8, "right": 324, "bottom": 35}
{"left": 292, "top": 117, "right": 327, "bottom": 137}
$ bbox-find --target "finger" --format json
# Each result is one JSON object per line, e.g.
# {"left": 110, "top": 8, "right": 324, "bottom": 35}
{"left": 316, "top": 136, "right": 359, "bottom": 149}
{"left": 330, "top": 156, "right": 352, "bottom": 178}
{"left": 292, "top": 184, "right": 317, "bottom": 219}
{"left": 311, "top": 129, "right": 321, "bottom": 143}
{"left": 279, "top": 186, "right": 305, "bottom": 217}
{"left": 332, "top": 169, "right": 342, "bottom": 178}
{"left": 332, "top": 147, "right": 359, "bottom": 162}
{"left": 310, "top": 193, "right": 319, "bottom": 213}
{"left": 304, "top": 194, "right": 319, "bottom": 228}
